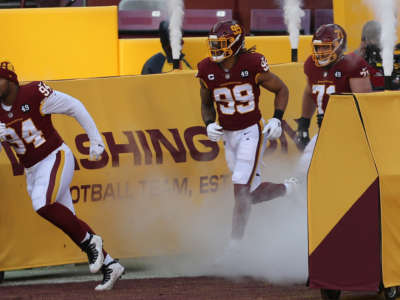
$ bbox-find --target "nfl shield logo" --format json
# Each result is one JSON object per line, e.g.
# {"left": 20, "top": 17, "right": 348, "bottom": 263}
{"left": 8, "top": 112, "right": 13, "bottom": 118}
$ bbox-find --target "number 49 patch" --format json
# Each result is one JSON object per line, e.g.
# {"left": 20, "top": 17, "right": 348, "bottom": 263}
{"left": 21, "top": 104, "right": 30, "bottom": 113}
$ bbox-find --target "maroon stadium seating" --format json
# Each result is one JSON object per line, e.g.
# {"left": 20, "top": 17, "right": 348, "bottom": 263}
{"left": 182, "top": 9, "right": 233, "bottom": 33}
{"left": 250, "top": 8, "right": 311, "bottom": 35}
{"left": 314, "top": 9, "right": 334, "bottom": 30}
{"left": 118, "top": 9, "right": 167, "bottom": 32}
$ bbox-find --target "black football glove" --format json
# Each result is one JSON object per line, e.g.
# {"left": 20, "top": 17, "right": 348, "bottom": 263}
{"left": 295, "top": 117, "right": 310, "bottom": 151}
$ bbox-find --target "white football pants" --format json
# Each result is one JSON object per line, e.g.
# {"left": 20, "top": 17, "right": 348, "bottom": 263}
{"left": 223, "top": 120, "right": 266, "bottom": 193}
{"left": 25, "top": 143, "right": 75, "bottom": 214}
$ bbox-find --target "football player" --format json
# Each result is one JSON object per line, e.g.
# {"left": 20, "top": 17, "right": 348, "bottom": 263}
{"left": 296, "top": 24, "right": 372, "bottom": 162}
{"left": 197, "top": 20, "right": 298, "bottom": 252}
{"left": 0, "top": 62, "right": 124, "bottom": 291}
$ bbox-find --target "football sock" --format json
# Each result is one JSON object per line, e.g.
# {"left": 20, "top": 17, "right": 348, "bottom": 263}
{"left": 77, "top": 218, "right": 108, "bottom": 258}
{"left": 37, "top": 202, "right": 86, "bottom": 245}
{"left": 104, "top": 254, "right": 113, "bottom": 265}
{"left": 231, "top": 184, "right": 252, "bottom": 240}
{"left": 81, "top": 232, "right": 90, "bottom": 244}
{"left": 251, "top": 182, "right": 286, "bottom": 204}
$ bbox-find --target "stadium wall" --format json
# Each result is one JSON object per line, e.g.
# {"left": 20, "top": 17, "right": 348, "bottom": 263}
{"left": 0, "top": 63, "right": 311, "bottom": 271}
{"left": 0, "top": 6, "right": 312, "bottom": 80}
{"left": 0, "top": 6, "right": 120, "bottom": 82}
{"left": 333, "top": 0, "right": 400, "bottom": 53}
{"left": 120, "top": 35, "right": 313, "bottom": 76}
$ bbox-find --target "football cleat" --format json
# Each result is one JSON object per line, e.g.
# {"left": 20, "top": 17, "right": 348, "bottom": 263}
{"left": 284, "top": 177, "right": 299, "bottom": 196}
{"left": 80, "top": 234, "right": 104, "bottom": 274}
{"left": 95, "top": 260, "right": 125, "bottom": 291}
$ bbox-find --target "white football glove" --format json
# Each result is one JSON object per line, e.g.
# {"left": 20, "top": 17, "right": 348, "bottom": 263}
{"left": 0, "top": 123, "right": 6, "bottom": 142}
{"left": 263, "top": 118, "right": 282, "bottom": 140}
{"left": 206, "top": 122, "right": 224, "bottom": 142}
{"left": 89, "top": 140, "right": 105, "bottom": 161}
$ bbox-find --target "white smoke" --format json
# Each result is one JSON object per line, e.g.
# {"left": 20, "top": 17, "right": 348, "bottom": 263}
{"left": 140, "top": 154, "right": 309, "bottom": 285}
{"left": 365, "top": 0, "right": 398, "bottom": 76}
{"left": 167, "top": 0, "right": 185, "bottom": 60}
{"left": 282, "top": 0, "right": 305, "bottom": 49}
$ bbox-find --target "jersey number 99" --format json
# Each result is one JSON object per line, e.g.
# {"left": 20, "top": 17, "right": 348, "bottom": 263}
{"left": 213, "top": 83, "right": 255, "bottom": 115}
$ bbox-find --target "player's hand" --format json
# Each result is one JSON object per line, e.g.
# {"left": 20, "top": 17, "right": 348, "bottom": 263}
{"left": 296, "top": 129, "right": 310, "bottom": 150}
{"left": 295, "top": 117, "right": 311, "bottom": 151}
{"left": 206, "top": 122, "right": 223, "bottom": 142}
{"left": 89, "top": 140, "right": 105, "bottom": 161}
{"left": 263, "top": 118, "right": 282, "bottom": 140}
{"left": 0, "top": 122, "right": 6, "bottom": 142}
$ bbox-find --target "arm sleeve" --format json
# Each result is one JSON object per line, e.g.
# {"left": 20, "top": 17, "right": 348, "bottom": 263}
{"left": 196, "top": 62, "right": 204, "bottom": 79}
{"left": 253, "top": 53, "right": 270, "bottom": 74}
{"left": 40, "top": 90, "right": 103, "bottom": 144}
{"left": 196, "top": 63, "right": 209, "bottom": 88}
{"left": 349, "top": 55, "right": 370, "bottom": 78}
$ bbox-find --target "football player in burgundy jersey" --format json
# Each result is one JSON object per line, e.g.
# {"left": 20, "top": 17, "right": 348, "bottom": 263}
{"left": 197, "top": 20, "right": 298, "bottom": 255}
{"left": 0, "top": 62, "right": 124, "bottom": 290}
{"left": 296, "top": 24, "right": 372, "bottom": 153}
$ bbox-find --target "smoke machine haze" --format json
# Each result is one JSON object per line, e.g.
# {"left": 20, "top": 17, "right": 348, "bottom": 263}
{"left": 167, "top": 0, "right": 184, "bottom": 68}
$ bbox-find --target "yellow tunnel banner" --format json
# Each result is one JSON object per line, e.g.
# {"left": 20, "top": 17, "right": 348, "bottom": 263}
{"left": 308, "top": 94, "right": 380, "bottom": 291}
{"left": 356, "top": 92, "right": 400, "bottom": 288}
{"left": 309, "top": 92, "right": 400, "bottom": 291}
{"left": 0, "top": 63, "right": 311, "bottom": 271}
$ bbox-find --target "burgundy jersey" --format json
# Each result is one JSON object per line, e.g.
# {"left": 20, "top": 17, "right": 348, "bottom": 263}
{"left": 368, "top": 65, "right": 384, "bottom": 90}
{"left": 0, "top": 81, "right": 63, "bottom": 168}
{"left": 304, "top": 52, "right": 370, "bottom": 115}
{"left": 197, "top": 52, "right": 269, "bottom": 130}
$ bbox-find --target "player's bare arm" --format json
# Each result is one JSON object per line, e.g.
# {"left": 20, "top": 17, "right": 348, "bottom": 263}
{"left": 295, "top": 81, "right": 315, "bottom": 150}
{"left": 200, "top": 79, "right": 223, "bottom": 142}
{"left": 199, "top": 79, "right": 215, "bottom": 125}
{"left": 257, "top": 71, "right": 289, "bottom": 112}
{"left": 301, "top": 81, "right": 316, "bottom": 118}
{"left": 349, "top": 76, "right": 373, "bottom": 93}
{"left": 256, "top": 71, "right": 288, "bottom": 139}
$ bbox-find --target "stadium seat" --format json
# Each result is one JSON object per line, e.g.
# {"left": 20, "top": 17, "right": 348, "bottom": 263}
{"left": 118, "top": 9, "right": 166, "bottom": 33}
{"left": 35, "top": 0, "right": 61, "bottom": 6}
{"left": 182, "top": 9, "right": 233, "bottom": 34}
{"left": 86, "top": 0, "right": 120, "bottom": 5}
{"left": 314, "top": 9, "right": 333, "bottom": 31}
{"left": 250, "top": 9, "right": 311, "bottom": 35}
{"left": 119, "top": 0, "right": 164, "bottom": 10}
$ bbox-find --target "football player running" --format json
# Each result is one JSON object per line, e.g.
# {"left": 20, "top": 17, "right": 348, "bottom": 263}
{"left": 197, "top": 20, "right": 298, "bottom": 255}
{"left": 0, "top": 62, "right": 124, "bottom": 291}
{"left": 296, "top": 24, "right": 372, "bottom": 166}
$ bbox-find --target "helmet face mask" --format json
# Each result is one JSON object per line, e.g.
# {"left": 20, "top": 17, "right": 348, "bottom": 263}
{"left": 313, "top": 43, "right": 338, "bottom": 67}
{"left": 312, "top": 24, "right": 346, "bottom": 67}
{"left": 207, "top": 21, "right": 244, "bottom": 62}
